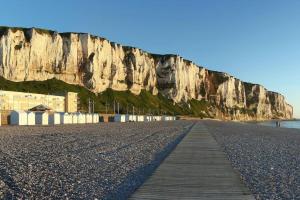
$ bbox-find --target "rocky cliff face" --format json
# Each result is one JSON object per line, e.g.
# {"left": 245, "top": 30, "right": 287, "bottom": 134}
{"left": 0, "top": 26, "right": 293, "bottom": 120}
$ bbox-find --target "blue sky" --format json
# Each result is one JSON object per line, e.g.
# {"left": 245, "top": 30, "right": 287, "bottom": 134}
{"left": 1, "top": 0, "right": 299, "bottom": 117}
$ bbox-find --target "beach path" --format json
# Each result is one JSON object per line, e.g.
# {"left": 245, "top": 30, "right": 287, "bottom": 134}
{"left": 129, "top": 121, "right": 255, "bottom": 200}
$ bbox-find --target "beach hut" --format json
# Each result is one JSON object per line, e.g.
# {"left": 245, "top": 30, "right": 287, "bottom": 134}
{"left": 114, "top": 114, "right": 126, "bottom": 122}
{"left": 49, "top": 113, "right": 61, "bottom": 125}
{"left": 60, "top": 113, "right": 72, "bottom": 124}
{"left": 125, "top": 114, "right": 130, "bottom": 122}
{"left": 153, "top": 116, "right": 162, "bottom": 121}
{"left": 10, "top": 111, "right": 27, "bottom": 125}
{"left": 35, "top": 112, "right": 48, "bottom": 125}
{"left": 99, "top": 116, "right": 104, "bottom": 122}
{"left": 26, "top": 112, "right": 36, "bottom": 125}
{"left": 129, "top": 115, "right": 137, "bottom": 122}
{"left": 163, "top": 116, "right": 171, "bottom": 121}
{"left": 72, "top": 113, "right": 78, "bottom": 124}
{"left": 86, "top": 114, "right": 93, "bottom": 123}
{"left": 77, "top": 113, "right": 86, "bottom": 124}
{"left": 146, "top": 116, "right": 152, "bottom": 122}
{"left": 92, "top": 114, "right": 99, "bottom": 123}
{"left": 137, "top": 115, "right": 144, "bottom": 122}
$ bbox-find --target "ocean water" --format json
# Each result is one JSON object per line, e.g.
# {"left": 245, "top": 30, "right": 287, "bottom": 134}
{"left": 256, "top": 120, "right": 300, "bottom": 129}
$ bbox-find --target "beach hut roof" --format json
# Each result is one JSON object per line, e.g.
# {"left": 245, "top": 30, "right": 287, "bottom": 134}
{"left": 29, "top": 104, "right": 52, "bottom": 111}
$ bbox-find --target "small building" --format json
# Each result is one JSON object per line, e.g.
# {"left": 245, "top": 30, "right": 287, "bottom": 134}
{"left": 99, "top": 116, "right": 104, "bottom": 122}
{"left": 114, "top": 114, "right": 126, "bottom": 122}
{"left": 48, "top": 113, "right": 61, "bottom": 125}
{"left": 35, "top": 112, "right": 49, "bottom": 125}
{"left": 77, "top": 113, "right": 86, "bottom": 124}
{"left": 86, "top": 114, "right": 93, "bottom": 123}
{"left": 0, "top": 90, "right": 77, "bottom": 112}
{"left": 145, "top": 116, "right": 152, "bottom": 122}
{"left": 153, "top": 116, "right": 162, "bottom": 121}
{"left": 71, "top": 113, "right": 78, "bottom": 124}
{"left": 163, "top": 116, "right": 173, "bottom": 121}
{"left": 92, "top": 114, "right": 99, "bottom": 123}
{"left": 26, "top": 112, "right": 36, "bottom": 125}
{"left": 1, "top": 110, "right": 10, "bottom": 125}
{"left": 98, "top": 114, "right": 114, "bottom": 123}
{"left": 137, "top": 115, "right": 144, "bottom": 122}
{"left": 125, "top": 114, "right": 130, "bottom": 122}
{"left": 10, "top": 111, "right": 27, "bottom": 125}
{"left": 60, "top": 113, "right": 72, "bottom": 124}
{"left": 129, "top": 115, "right": 137, "bottom": 122}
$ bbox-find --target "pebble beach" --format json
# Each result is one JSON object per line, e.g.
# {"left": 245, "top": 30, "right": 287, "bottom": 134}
{"left": 0, "top": 121, "right": 194, "bottom": 199}
{"left": 203, "top": 120, "right": 300, "bottom": 200}
{"left": 0, "top": 120, "right": 299, "bottom": 199}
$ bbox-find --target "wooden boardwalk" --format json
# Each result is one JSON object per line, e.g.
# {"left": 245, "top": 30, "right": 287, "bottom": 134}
{"left": 129, "top": 122, "right": 255, "bottom": 200}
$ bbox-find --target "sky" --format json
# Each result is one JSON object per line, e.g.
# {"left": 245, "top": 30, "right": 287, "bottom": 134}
{"left": 0, "top": 0, "right": 299, "bottom": 118}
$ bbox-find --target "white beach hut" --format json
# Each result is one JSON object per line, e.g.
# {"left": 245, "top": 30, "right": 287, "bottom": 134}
{"left": 72, "top": 113, "right": 78, "bottom": 124}
{"left": 153, "top": 116, "right": 162, "bottom": 121}
{"left": 114, "top": 114, "right": 126, "bottom": 122}
{"left": 146, "top": 116, "right": 152, "bottom": 122}
{"left": 86, "top": 114, "right": 93, "bottom": 123}
{"left": 92, "top": 114, "right": 99, "bottom": 123}
{"left": 164, "top": 116, "right": 172, "bottom": 121}
{"left": 137, "top": 115, "right": 144, "bottom": 122}
{"left": 77, "top": 113, "right": 86, "bottom": 124}
{"left": 26, "top": 112, "right": 36, "bottom": 125}
{"left": 67, "top": 113, "right": 73, "bottom": 124}
{"left": 129, "top": 115, "right": 137, "bottom": 122}
{"left": 162, "top": 116, "right": 167, "bottom": 121}
{"left": 10, "top": 111, "right": 27, "bottom": 125}
{"left": 48, "top": 113, "right": 61, "bottom": 125}
{"left": 60, "top": 113, "right": 72, "bottom": 124}
{"left": 125, "top": 114, "right": 130, "bottom": 122}
{"left": 35, "top": 112, "right": 49, "bottom": 125}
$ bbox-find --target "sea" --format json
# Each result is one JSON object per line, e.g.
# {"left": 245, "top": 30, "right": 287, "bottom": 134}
{"left": 256, "top": 120, "right": 300, "bottom": 129}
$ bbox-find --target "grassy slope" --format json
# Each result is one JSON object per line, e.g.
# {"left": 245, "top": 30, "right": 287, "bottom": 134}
{"left": 0, "top": 77, "right": 211, "bottom": 117}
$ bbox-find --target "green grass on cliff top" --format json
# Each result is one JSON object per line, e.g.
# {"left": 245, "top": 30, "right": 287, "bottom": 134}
{"left": 0, "top": 77, "right": 211, "bottom": 117}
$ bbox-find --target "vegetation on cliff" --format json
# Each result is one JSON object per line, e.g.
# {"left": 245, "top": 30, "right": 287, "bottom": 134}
{"left": 0, "top": 77, "right": 212, "bottom": 117}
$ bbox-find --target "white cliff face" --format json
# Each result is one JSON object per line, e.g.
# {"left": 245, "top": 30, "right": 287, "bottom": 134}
{"left": 156, "top": 56, "right": 204, "bottom": 102}
{"left": 216, "top": 76, "right": 246, "bottom": 108}
{"left": 0, "top": 27, "right": 293, "bottom": 120}
{"left": 0, "top": 28, "right": 158, "bottom": 95}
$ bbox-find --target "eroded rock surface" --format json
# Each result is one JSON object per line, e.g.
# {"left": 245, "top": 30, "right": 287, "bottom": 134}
{"left": 0, "top": 27, "right": 293, "bottom": 120}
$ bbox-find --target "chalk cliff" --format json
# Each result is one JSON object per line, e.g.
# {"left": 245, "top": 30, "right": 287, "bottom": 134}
{"left": 0, "top": 26, "right": 293, "bottom": 120}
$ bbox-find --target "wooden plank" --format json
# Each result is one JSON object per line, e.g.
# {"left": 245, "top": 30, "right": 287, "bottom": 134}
{"left": 129, "top": 122, "right": 255, "bottom": 200}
